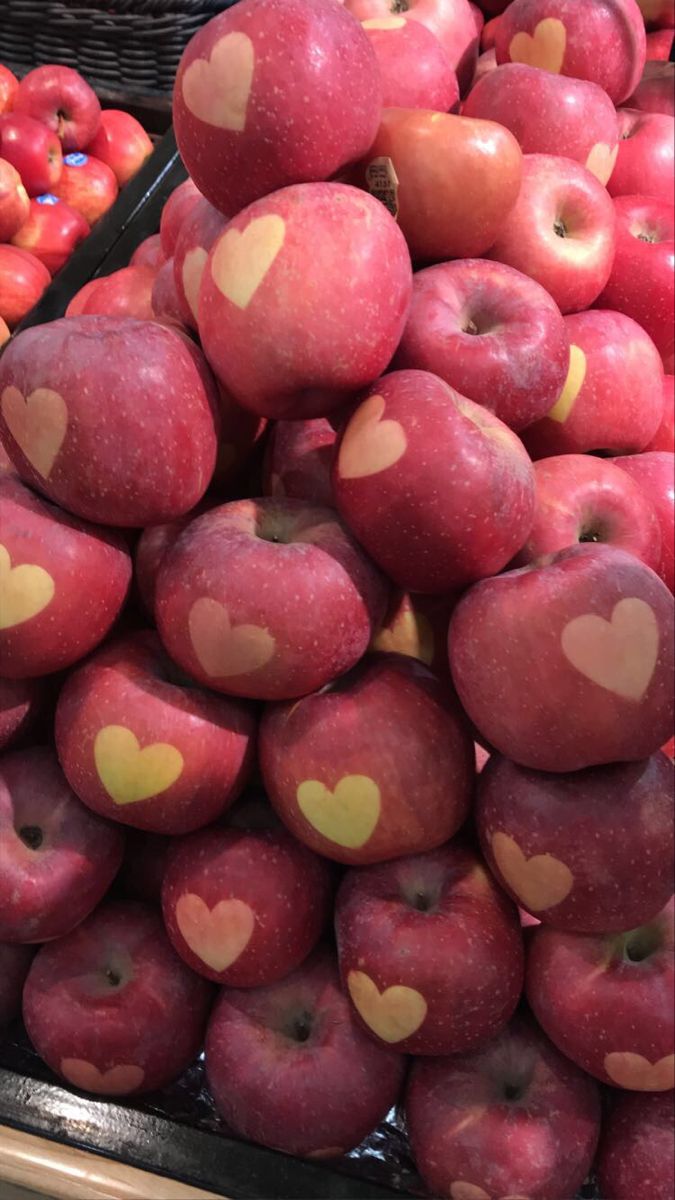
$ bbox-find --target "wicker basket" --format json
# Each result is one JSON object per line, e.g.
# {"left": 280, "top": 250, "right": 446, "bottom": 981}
{"left": 0, "top": 0, "right": 240, "bottom": 95}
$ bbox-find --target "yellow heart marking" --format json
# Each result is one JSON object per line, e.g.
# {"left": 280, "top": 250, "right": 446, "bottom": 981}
{"left": 211, "top": 214, "right": 285, "bottom": 310}
{"left": 0, "top": 543, "right": 54, "bottom": 630}
{"left": 347, "top": 970, "right": 427, "bottom": 1043}
{"left": 60, "top": 1059, "right": 145, "bottom": 1095}
{"left": 94, "top": 725, "right": 184, "bottom": 806}
{"left": 547, "top": 345, "right": 586, "bottom": 423}
{"left": 450, "top": 1186, "right": 490, "bottom": 1200}
{"left": 509, "top": 18, "right": 566, "bottom": 74}
{"left": 182, "top": 31, "right": 254, "bottom": 131}
{"left": 585, "top": 142, "right": 619, "bottom": 185}
{"left": 297, "top": 775, "right": 381, "bottom": 849}
{"left": 175, "top": 893, "right": 255, "bottom": 973}
{"left": 561, "top": 598, "right": 659, "bottom": 702}
{"left": 182, "top": 246, "right": 208, "bottom": 321}
{"left": 371, "top": 606, "right": 434, "bottom": 667}
{"left": 338, "top": 394, "right": 407, "bottom": 480}
{"left": 1, "top": 384, "right": 67, "bottom": 478}
{"left": 604, "top": 1052, "right": 675, "bottom": 1091}
{"left": 362, "top": 15, "right": 407, "bottom": 29}
{"left": 189, "top": 596, "right": 276, "bottom": 677}
{"left": 491, "top": 832, "right": 574, "bottom": 911}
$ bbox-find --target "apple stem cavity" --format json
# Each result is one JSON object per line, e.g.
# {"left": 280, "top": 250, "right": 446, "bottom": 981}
{"left": 105, "top": 966, "right": 122, "bottom": 988}
{"left": 623, "top": 925, "right": 661, "bottom": 964}
{"left": 289, "top": 1012, "right": 313, "bottom": 1043}
{"left": 553, "top": 218, "right": 568, "bottom": 239}
{"left": 462, "top": 318, "right": 480, "bottom": 336}
{"left": 18, "top": 824, "right": 44, "bottom": 850}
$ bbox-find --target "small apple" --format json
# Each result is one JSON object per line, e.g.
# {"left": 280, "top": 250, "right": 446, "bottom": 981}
{"left": 0, "top": 113, "right": 63, "bottom": 197}
{"left": 612, "top": 451, "right": 675, "bottom": 593}
{"left": 130, "top": 233, "right": 166, "bottom": 271}
{"left": 85, "top": 109, "right": 153, "bottom": 186}
{"left": 52, "top": 152, "right": 118, "bottom": 225}
{"left": 65, "top": 265, "right": 155, "bottom": 320}
{"left": 159, "top": 178, "right": 202, "bottom": 258}
{"left": 172, "top": 197, "right": 226, "bottom": 330}
{"left": 597, "top": 1090, "right": 675, "bottom": 1200}
{"left": 263, "top": 416, "right": 339, "bottom": 507}
{"left": 0, "top": 157, "right": 30, "bottom": 241}
{"left": 14, "top": 65, "right": 101, "bottom": 151}
{"left": 0, "top": 943, "right": 33, "bottom": 1028}
{"left": 609, "top": 108, "right": 675, "bottom": 202}
{"left": 12, "top": 195, "right": 89, "bottom": 276}
{"left": 0, "top": 676, "right": 42, "bottom": 752}
{"left": 0, "top": 244, "right": 51, "bottom": 329}
{"left": 360, "top": 16, "right": 459, "bottom": 110}
{"left": 0, "top": 66, "right": 18, "bottom": 115}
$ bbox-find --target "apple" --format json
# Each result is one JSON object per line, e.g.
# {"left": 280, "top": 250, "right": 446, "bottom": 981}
{"left": 481, "top": 14, "right": 502, "bottom": 48}
{"left": 612, "top": 451, "right": 675, "bottom": 593}
{"left": 52, "top": 152, "right": 118, "bottom": 225}
{"left": 0, "top": 315, "right": 219, "bottom": 527}
{"left": 155, "top": 496, "right": 387, "bottom": 700}
{"left": 172, "top": 197, "right": 226, "bottom": 330}
{"left": 597, "top": 1090, "right": 675, "bottom": 1200}
{"left": 487, "top": 154, "right": 617, "bottom": 313}
{"left": 0, "top": 113, "right": 63, "bottom": 197}
{"left": 477, "top": 751, "right": 674, "bottom": 932}
{"left": 116, "top": 830, "right": 172, "bottom": 905}
{"left": 0, "top": 676, "right": 42, "bottom": 751}
{"left": 522, "top": 311, "right": 664, "bottom": 459}
{"left": 336, "top": 840, "right": 523, "bottom": 1055}
{"left": 495, "top": 0, "right": 646, "bottom": 105}
{"left": 173, "top": 0, "right": 382, "bottom": 216}
{"left": 259, "top": 653, "right": 474, "bottom": 864}
{"left": 0, "top": 746, "right": 124, "bottom": 943}
{"left": 370, "top": 589, "right": 457, "bottom": 683}
{"left": 626, "top": 60, "right": 675, "bottom": 115}
{"left": 263, "top": 416, "right": 339, "bottom": 507}
{"left": 637, "top": 0, "right": 675, "bottom": 25}
{"left": 205, "top": 946, "right": 405, "bottom": 1157}
{"left": 0, "top": 943, "right": 33, "bottom": 1028}
{"left": 463, "top": 64, "right": 620, "bottom": 184}
{"left": 0, "top": 157, "right": 30, "bottom": 241}
{"left": 406, "top": 1013, "right": 601, "bottom": 1200}
{"left": 342, "top": 0, "right": 479, "bottom": 92}
{"left": 609, "top": 108, "right": 675, "bottom": 202}
{"left": 158, "top": 178, "right": 202, "bottom": 258}
{"left": 394, "top": 259, "right": 570, "bottom": 431}
{"left": 23, "top": 900, "right": 213, "bottom": 1095}
{"left": 527, "top": 897, "right": 674, "bottom": 1090}
{"left": 0, "top": 66, "right": 18, "bottom": 115}
{"left": 85, "top": 109, "right": 153, "bottom": 186}
{"left": 360, "top": 15, "right": 459, "bottom": 110}
{"left": 645, "top": 28, "right": 675, "bottom": 58}
{"left": 645, "top": 374, "right": 675, "bottom": 452}
{"left": 0, "top": 244, "right": 50, "bottom": 329}
{"left": 151, "top": 258, "right": 187, "bottom": 328}
{"left": 471, "top": 45, "right": 498, "bottom": 83}
{"left": 161, "top": 825, "right": 333, "bottom": 985}
{"left": 0, "top": 318, "right": 9, "bottom": 347}
{"left": 12, "top": 195, "right": 89, "bottom": 276}
{"left": 65, "top": 265, "right": 156, "bottom": 320}
{"left": 448, "top": 543, "right": 675, "bottom": 772}
{"left": 333, "top": 370, "right": 535, "bottom": 592}
{"left": 130, "top": 233, "right": 166, "bottom": 271}
{"left": 14, "top": 65, "right": 101, "bottom": 152}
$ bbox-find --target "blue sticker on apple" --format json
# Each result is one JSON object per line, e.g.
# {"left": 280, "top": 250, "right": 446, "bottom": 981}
{"left": 36, "top": 194, "right": 60, "bottom": 205}
{"left": 64, "top": 153, "right": 88, "bottom": 167}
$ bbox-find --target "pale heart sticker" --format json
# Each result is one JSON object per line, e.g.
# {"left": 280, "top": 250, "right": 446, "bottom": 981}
{"left": 338, "top": 394, "right": 407, "bottom": 481}
{"left": 491, "top": 832, "right": 574, "bottom": 912}
{"left": 509, "top": 17, "right": 566, "bottom": 74}
{"left": 94, "top": 725, "right": 184, "bottom": 806}
{"left": 1, "top": 384, "right": 67, "bottom": 478}
{"left": 175, "top": 893, "right": 255, "bottom": 973}
{"left": 585, "top": 142, "right": 619, "bottom": 185}
{"left": 296, "top": 775, "right": 381, "bottom": 849}
{"left": 0, "top": 544, "right": 54, "bottom": 630}
{"left": 182, "top": 246, "right": 208, "bottom": 320}
{"left": 604, "top": 1051, "right": 675, "bottom": 1091}
{"left": 189, "top": 596, "right": 276, "bottom": 677}
{"left": 347, "top": 970, "right": 427, "bottom": 1043}
{"left": 547, "top": 345, "right": 586, "bottom": 424}
{"left": 182, "top": 31, "right": 254, "bottom": 130}
{"left": 211, "top": 214, "right": 285, "bottom": 310}
{"left": 60, "top": 1059, "right": 145, "bottom": 1095}
{"left": 362, "top": 15, "right": 406, "bottom": 29}
{"left": 561, "top": 597, "right": 659, "bottom": 702}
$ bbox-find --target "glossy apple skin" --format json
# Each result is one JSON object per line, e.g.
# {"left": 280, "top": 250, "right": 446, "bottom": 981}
{"left": 0, "top": 317, "right": 9, "bottom": 347}
{"left": 172, "top": 197, "right": 226, "bottom": 330}
{"left": 0, "top": 676, "right": 41, "bottom": 751}
{"left": 487, "top": 153, "right": 616, "bottom": 313}
{"left": 0, "top": 66, "right": 18, "bottom": 115}
{"left": 595, "top": 195, "right": 675, "bottom": 370}
{"left": 0, "top": 113, "right": 63, "bottom": 196}
{"left": 52, "top": 152, "right": 118, "bottom": 225}
{"left": 0, "top": 244, "right": 51, "bottom": 329}
{"left": 333, "top": 370, "right": 535, "bottom": 593}
{"left": 0, "top": 316, "right": 219, "bottom": 527}
{"left": 0, "top": 158, "right": 30, "bottom": 241}
{"left": 159, "top": 178, "right": 201, "bottom": 258}
{"left": 0, "top": 747, "right": 124, "bottom": 943}
{"left": 130, "top": 233, "right": 166, "bottom": 271}
{"left": 174, "top": 0, "right": 382, "bottom": 215}
{"left": 524, "top": 311, "right": 664, "bottom": 459}
{"left": 14, "top": 65, "right": 101, "bottom": 152}
{"left": 609, "top": 108, "right": 675, "bottom": 202}
{"left": 162, "top": 826, "right": 332, "bottom": 985}
{"left": 370, "top": 590, "right": 457, "bottom": 684}
{"left": 205, "top": 946, "right": 405, "bottom": 1157}
{"left": 12, "top": 196, "right": 89, "bottom": 275}
{"left": 336, "top": 841, "right": 524, "bottom": 1055}
{"left": 357, "top": 107, "right": 522, "bottom": 262}
{"left": 406, "top": 1013, "right": 601, "bottom": 1200}
{"left": 361, "top": 16, "right": 459, "bottom": 110}
{"left": 0, "top": 943, "right": 33, "bottom": 1028}
{"left": 0, "top": 475, "right": 131, "bottom": 679}
{"left": 645, "top": 374, "right": 675, "bottom": 452}
{"left": 626, "top": 59, "right": 675, "bottom": 115}
{"left": 151, "top": 258, "right": 186, "bottom": 329}
{"left": 23, "top": 901, "right": 213, "bottom": 1095}
{"left": 495, "top": 0, "right": 646, "bottom": 104}
{"left": 464, "top": 64, "right": 620, "bottom": 183}
{"left": 477, "top": 751, "right": 674, "bottom": 932}
{"left": 612, "top": 451, "right": 675, "bottom": 593}
{"left": 645, "top": 28, "right": 675, "bottom": 58}
{"left": 263, "top": 417, "right": 338, "bottom": 507}
{"left": 259, "top": 654, "right": 474, "bottom": 865}
{"left": 344, "top": 0, "right": 478, "bottom": 90}
{"left": 597, "top": 1091, "right": 675, "bottom": 1200}
{"left": 527, "top": 897, "right": 674, "bottom": 1089}
{"left": 65, "top": 265, "right": 155, "bottom": 320}
{"left": 85, "top": 109, "right": 153, "bottom": 186}
{"left": 395, "top": 259, "right": 569, "bottom": 430}
{"left": 449, "top": 543, "right": 675, "bottom": 772}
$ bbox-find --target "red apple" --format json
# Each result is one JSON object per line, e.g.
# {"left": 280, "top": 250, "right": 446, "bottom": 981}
{"left": 0, "top": 157, "right": 29, "bottom": 241}
{"left": 116, "top": 830, "right": 172, "bottom": 905}
{"left": 646, "top": 28, "right": 675, "bottom": 58}
{"left": 527, "top": 897, "right": 674, "bottom": 1090}
{"left": 158, "top": 178, "right": 202, "bottom": 258}
{"left": 0, "top": 943, "right": 32, "bottom": 1028}
{"left": 471, "top": 45, "right": 498, "bottom": 83}
{"left": 487, "top": 153, "right": 616, "bottom": 313}
{"left": 134, "top": 513, "right": 197, "bottom": 617}
{"left": 155, "top": 496, "right": 387, "bottom": 700}
{"left": 14, "top": 65, "right": 101, "bottom": 152}
{"left": 370, "top": 590, "right": 457, "bottom": 683}
{"left": 0, "top": 316, "right": 219, "bottom": 527}
{"left": 23, "top": 900, "right": 212, "bottom": 1094}
{"left": 65, "top": 265, "right": 155, "bottom": 320}
{"left": 626, "top": 59, "right": 675, "bottom": 115}
{"left": 361, "top": 15, "right": 459, "bottom": 110}
{"left": 130, "top": 233, "right": 166, "bottom": 271}
{"left": 612, "top": 451, "right": 675, "bottom": 592}
{"left": 263, "top": 416, "right": 339, "bottom": 507}
{"left": 343, "top": 0, "right": 479, "bottom": 92}
{"left": 0, "top": 676, "right": 42, "bottom": 752}
{"left": 162, "top": 825, "right": 332, "bottom": 985}
{"left": 0, "top": 113, "right": 63, "bottom": 197}
{"left": 198, "top": 182, "right": 412, "bottom": 420}
{"left": 644, "top": 374, "right": 675, "bottom": 452}
{"left": 448, "top": 543, "right": 675, "bottom": 771}
{"left": 638, "top": 0, "right": 675, "bottom": 26}
{"left": 172, "top": 196, "right": 226, "bottom": 330}
{"left": 0, "top": 66, "right": 18, "bottom": 115}
{"left": 477, "top": 751, "right": 674, "bottom": 932}
{"left": 0, "top": 244, "right": 50, "bottom": 329}
{"left": 151, "top": 258, "right": 186, "bottom": 329}
{"left": 406, "top": 1013, "right": 601, "bottom": 1200}
{"left": 205, "top": 947, "right": 405, "bottom": 1157}
{"left": 333, "top": 370, "right": 535, "bottom": 592}
{"left": 52, "top": 152, "right": 118, "bottom": 225}
{"left": 609, "top": 108, "right": 675, "bottom": 202}
{"left": 0, "top": 746, "right": 124, "bottom": 943}
{"left": 0, "top": 317, "right": 9, "bottom": 347}
{"left": 597, "top": 1090, "right": 675, "bottom": 1200}
{"left": 395, "top": 259, "right": 570, "bottom": 430}
{"left": 12, "top": 195, "right": 89, "bottom": 276}
{"left": 259, "top": 653, "right": 474, "bottom": 865}
{"left": 85, "top": 109, "right": 153, "bottom": 186}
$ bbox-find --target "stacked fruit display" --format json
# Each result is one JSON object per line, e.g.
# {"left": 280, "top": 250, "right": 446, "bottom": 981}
{"left": 1, "top": 1, "right": 674, "bottom": 1197}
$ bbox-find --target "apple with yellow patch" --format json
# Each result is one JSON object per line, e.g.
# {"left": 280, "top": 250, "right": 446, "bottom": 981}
{"left": 527, "top": 896, "right": 674, "bottom": 1090}
{"left": 360, "top": 15, "right": 459, "bottom": 110}
{"left": 172, "top": 196, "right": 226, "bottom": 331}
{"left": 370, "top": 589, "right": 458, "bottom": 684}
{"left": 343, "top": 0, "right": 478, "bottom": 92}
{"left": 336, "top": 840, "right": 523, "bottom": 1055}
{"left": 23, "top": 901, "right": 212, "bottom": 1095}
{"left": 161, "top": 825, "right": 332, "bottom": 986}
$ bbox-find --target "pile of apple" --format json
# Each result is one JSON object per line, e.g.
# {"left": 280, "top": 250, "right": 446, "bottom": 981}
{"left": 1, "top": 0, "right": 674, "bottom": 1197}
{"left": 0, "top": 62, "right": 154, "bottom": 339}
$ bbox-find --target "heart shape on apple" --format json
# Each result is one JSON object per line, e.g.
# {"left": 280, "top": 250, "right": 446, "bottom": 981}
{"left": 211, "top": 214, "right": 285, "bottom": 310}
{"left": 561, "top": 597, "right": 659, "bottom": 702}
{"left": 585, "top": 142, "right": 619, "bottom": 185}
{"left": 296, "top": 774, "right": 381, "bottom": 848}
{"left": 175, "top": 892, "right": 255, "bottom": 972}
{"left": 491, "top": 832, "right": 574, "bottom": 911}
{"left": 337, "top": 394, "right": 407, "bottom": 480}
{"left": 509, "top": 18, "right": 566, "bottom": 74}
{"left": 93, "top": 725, "right": 184, "bottom": 806}
{"left": 347, "top": 969, "right": 427, "bottom": 1043}
{"left": 604, "top": 1050, "right": 675, "bottom": 1091}
{"left": 0, "top": 543, "right": 54, "bottom": 629}
{"left": 547, "top": 345, "right": 586, "bottom": 424}
{"left": 60, "top": 1058, "right": 145, "bottom": 1095}
{"left": 1, "top": 384, "right": 68, "bottom": 478}
{"left": 188, "top": 596, "right": 276, "bottom": 677}
{"left": 182, "top": 32, "right": 255, "bottom": 131}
